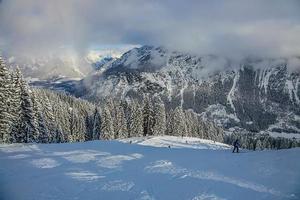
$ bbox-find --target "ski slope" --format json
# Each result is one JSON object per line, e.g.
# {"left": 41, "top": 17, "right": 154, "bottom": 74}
{"left": 0, "top": 136, "right": 299, "bottom": 200}
{"left": 119, "top": 136, "right": 231, "bottom": 150}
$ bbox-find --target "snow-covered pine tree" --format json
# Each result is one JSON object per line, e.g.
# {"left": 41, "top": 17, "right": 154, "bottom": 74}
{"left": 184, "top": 110, "right": 196, "bottom": 137}
{"left": 255, "top": 139, "right": 263, "bottom": 150}
{"left": 142, "top": 96, "right": 154, "bottom": 136}
{"left": 36, "top": 111, "right": 49, "bottom": 143}
{"left": 166, "top": 108, "right": 174, "bottom": 135}
{"left": 19, "top": 78, "right": 38, "bottom": 143}
{"left": 128, "top": 100, "right": 143, "bottom": 137}
{"left": 31, "top": 89, "right": 49, "bottom": 143}
{"left": 152, "top": 97, "right": 166, "bottom": 136}
{"left": 197, "top": 120, "right": 205, "bottom": 139}
{"left": 172, "top": 107, "right": 187, "bottom": 136}
{"left": 55, "top": 124, "right": 64, "bottom": 143}
{"left": 85, "top": 112, "right": 94, "bottom": 141}
{"left": 9, "top": 68, "right": 23, "bottom": 142}
{"left": 68, "top": 105, "right": 78, "bottom": 142}
{"left": 114, "top": 101, "right": 128, "bottom": 139}
{"left": 92, "top": 107, "right": 101, "bottom": 140}
{"left": 0, "top": 56, "right": 13, "bottom": 143}
{"left": 76, "top": 114, "right": 86, "bottom": 142}
{"left": 57, "top": 98, "right": 71, "bottom": 142}
{"left": 39, "top": 90, "right": 56, "bottom": 142}
{"left": 100, "top": 104, "right": 114, "bottom": 140}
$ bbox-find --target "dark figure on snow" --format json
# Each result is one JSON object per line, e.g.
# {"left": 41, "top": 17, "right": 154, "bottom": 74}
{"left": 232, "top": 139, "right": 240, "bottom": 153}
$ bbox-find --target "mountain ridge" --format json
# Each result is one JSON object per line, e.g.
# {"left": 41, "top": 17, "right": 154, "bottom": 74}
{"left": 76, "top": 46, "right": 300, "bottom": 138}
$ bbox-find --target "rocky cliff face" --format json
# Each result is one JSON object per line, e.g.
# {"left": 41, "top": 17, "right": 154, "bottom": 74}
{"left": 78, "top": 46, "right": 300, "bottom": 137}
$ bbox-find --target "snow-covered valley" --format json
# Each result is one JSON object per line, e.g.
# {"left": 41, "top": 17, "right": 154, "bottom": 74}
{"left": 0, "top": 136, "right": 299, "bottom": 200}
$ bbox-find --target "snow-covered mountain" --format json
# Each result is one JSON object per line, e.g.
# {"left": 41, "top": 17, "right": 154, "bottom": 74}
{"left": 77, "top": 46, "right": 300, "bottom": 137}
{"left": 85, "top": 49, "right": 123, "bottom": 71}
{"left": 5, "top": 49, "right": 123, "bottom": 80}
{"left": 6, "top": 54, "right": 91, "bottom": 79}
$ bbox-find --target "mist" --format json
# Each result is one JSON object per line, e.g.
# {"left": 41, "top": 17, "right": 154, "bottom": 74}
{"left": 0, "top": 0, "right": 300, "bottom": 61}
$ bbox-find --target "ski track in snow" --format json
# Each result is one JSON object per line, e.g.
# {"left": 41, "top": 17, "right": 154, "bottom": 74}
{"left": 97, "top": 153, "right": 143, "bottom": 169}
{"left": 30, "top": 158, "right": 61, "bottom": 169}
{"left": 191, "top": 193, "right": 226, "bottom": 200}
{"left": 145, "top": 160, "right": 282, "bottom": 197}
{"left": 8, "top": 154, "right": 31, "bottom": 159}
{"left": 66, "top": 171, "right": 105, "bottom": 182}
{"left": 101, "top": 180, "right": 135, "bottom": 192}
{"left": 56, "top": 150, "right": 110, "bottom": 163}
{"left": 137, "top": 190, "right": 156, "bottom": 200}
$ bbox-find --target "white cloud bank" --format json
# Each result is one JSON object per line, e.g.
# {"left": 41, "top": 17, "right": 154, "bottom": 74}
{"left": 0, "top": 0, "right": 300, "bottom": 60}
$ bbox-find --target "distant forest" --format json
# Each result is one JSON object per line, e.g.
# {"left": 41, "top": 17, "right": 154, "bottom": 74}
{"left": 1, "top": 57, "right": 299, "bottom": 150}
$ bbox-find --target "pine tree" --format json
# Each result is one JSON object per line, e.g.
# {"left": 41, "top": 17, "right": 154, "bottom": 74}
{"left": 172, "top": 107, "right": 187, "bottom": 136}
{"left": 143, "top": 96, "right": 154, "bottom": 136}
{"left": 31, "top": 89, "right": 49, "bottom": 143}
{"left": 40, "top": 91, "right": 56, "bottom": 142}
{"left": 114, "top": 102, "right": 128, "bottom": 139}
{"left": 128, "top": 100, "right": 143, "bottom": 137}
{"left": 92, "top": 108, "right": 101, "bottom": 140}
{"left": 0, "top": 56, "right": 12, "bottom": 143}
{"left": 9, "top": 68, "right": 22, "bottom": 142}
{"left": 166, "top": 108, "right": 174, "bottom": 135}
{"left": 19, "top": 78, "right": 38, "bottom": 143}
{"left": 255, "top": 139, "right": 263, "bottom": 151}
{"left": 100, "top": 105, "right": 114, "bottom": 140}
{"left": 152, "top": 97, "right": 166, "bottom": 136}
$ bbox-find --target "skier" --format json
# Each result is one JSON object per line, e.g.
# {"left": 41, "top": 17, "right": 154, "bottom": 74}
{"left": 232, "top": 139, "right": 240, "bottom": 153}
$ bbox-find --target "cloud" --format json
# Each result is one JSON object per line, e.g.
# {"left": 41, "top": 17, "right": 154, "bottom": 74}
{"left": 0, "top": 0, "right": 300, "bottom": 59}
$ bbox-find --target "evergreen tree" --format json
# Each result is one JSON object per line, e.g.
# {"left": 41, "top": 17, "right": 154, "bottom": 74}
{"left": 92, "top": 108, "right": 101, "bottom": 140}
{"left": 128, "top": 100, "right": 143, "bottom": 137}
{"left": 114, "top": 102, "right": 128, "bottom": 139}
{"left": 255, "top": 139, "right": 263, "bottom": 150}
{"left": 10, "top": 68, "right": 23, "bottom": 142}
{"left": 172, "top": 107, "right": 187, "bottom": 136}
{"left": 0, "top": 56, "right": 12, "bottom": 143}
{"left": 39, "top": 91, "right": 56, "bottom": 142}
{"left": 152, "top": 97, "right": 166, "bottom": 136}
{"left": 100, "top": 105, "right": 114, "bottom": 140}
{"left": 19, "top": 78, "right": 38, "bottom": 143}
{"left": 143, "top": 96, "right": 154, "bottom": 136}
{"left": 166, "top": 108, "right": 174, "bottom": 135}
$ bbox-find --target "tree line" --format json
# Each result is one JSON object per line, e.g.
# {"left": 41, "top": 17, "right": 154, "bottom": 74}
{"left": 0, "top": 56, "right": 224, "bottom": 144}
{"left": 1, "top": 56, "right": 299, "bottom": 149}
{"left": 224, "top": 132, "right": 300, "bottom": 150}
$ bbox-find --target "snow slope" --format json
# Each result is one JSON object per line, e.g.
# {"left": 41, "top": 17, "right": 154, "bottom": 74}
{"left": 0, "top": 137, "right": 299, "bottom": 200}
{"left": 119, "top": 136, "right": 231, "bottom": 150}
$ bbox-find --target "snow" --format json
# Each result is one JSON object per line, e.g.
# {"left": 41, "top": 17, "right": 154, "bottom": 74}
{"left": 201, "top": 104, "right": 241, "bottom": 126}
{"left": 30, "top": 158, "right": 61, "bottom": 169}
{"left": 119, "top": 136, "right": 231, "bottom": 150}
{"left": 286, "top": 80, "right": 295, "bottom": 104}
{"left": 180, "top": 83, "right": 188, "bottom": 107}
{"left": 296, "top": 78, "right": 300, "bottom": 104}
{"left": 246, "top": 121, "right": 254, "bottom": 125}
{"left": 285, "top": 78, "right": 300, "bottom": 104}
{"left": 258, "top": 67, "right": 276, "bottom": 95}
{"left": 102, "top": 180, "right": 135, "bottom": 192}
{"left": 227, "top": 70, "right": 239, "bottom": 113}
{"left": 0, "top": 137, "right": 300, "bottom": 200}
{"left": 65, "top": 171, "right": 105, "bottom": 182}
